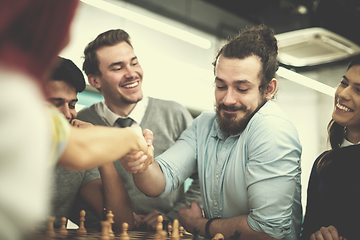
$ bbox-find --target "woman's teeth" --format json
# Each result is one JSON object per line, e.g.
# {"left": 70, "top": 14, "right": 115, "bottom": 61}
{"left": 336, "top": 102, "right": 351, "bottom": 112}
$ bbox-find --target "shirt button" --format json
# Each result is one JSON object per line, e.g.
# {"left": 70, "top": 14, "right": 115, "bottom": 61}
{"left": 214, "top": 202, "right": 218, "bottom": 206}
{"left": 215, "top": 174, "right": 219, "bottom": 179}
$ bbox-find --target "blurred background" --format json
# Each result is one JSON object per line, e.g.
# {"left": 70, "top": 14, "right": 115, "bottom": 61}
{"left": 60, "top": 0, "right": 360, "bottom": 213}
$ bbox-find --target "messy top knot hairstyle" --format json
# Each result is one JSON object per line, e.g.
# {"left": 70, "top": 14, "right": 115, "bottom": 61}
{"left": 213, "top": 24, "right": 279, "bottom": 95}
{"left": 83, "top": 29, "right": 132, "bottom": 77}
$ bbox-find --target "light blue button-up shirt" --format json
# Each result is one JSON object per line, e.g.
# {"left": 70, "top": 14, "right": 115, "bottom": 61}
{"left": 156, "top": 100, "right": 302, "bottom": 240}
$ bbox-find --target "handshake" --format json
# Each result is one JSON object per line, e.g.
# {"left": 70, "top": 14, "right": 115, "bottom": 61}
{"left": 121, "top": 126, "right": 155, "bottom": 174}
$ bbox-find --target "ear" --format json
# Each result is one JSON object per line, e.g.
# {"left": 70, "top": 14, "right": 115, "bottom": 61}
{"left": 265, "top": 78, "right": 277, "bottom": 100}
{"left": 88, "top": 75, "right": 101, "bottom": 90}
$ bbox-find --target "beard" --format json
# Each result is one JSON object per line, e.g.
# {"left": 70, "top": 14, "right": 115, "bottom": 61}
{"left": 215, "top": 98, "right": 267, "bottom": 135}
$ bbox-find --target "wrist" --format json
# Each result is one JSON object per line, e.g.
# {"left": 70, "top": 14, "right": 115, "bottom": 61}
{"left": 205, "top": 217, "right": 220, "bottom": 239}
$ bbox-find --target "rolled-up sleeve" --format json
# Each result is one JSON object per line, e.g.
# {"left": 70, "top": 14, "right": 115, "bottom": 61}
{"left": 245, "top": 115, "right": 302, "bottom": 239}
{"left": 156, "top": 121, "right": 198, "bottom": 197}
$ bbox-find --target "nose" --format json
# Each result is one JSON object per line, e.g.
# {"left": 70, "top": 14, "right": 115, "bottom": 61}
{"left": 222, "top": 88, "right": 237, "bottom": 106}
{"left": 338, "top": 85, "right": 351, "bottom": 101}
{"left": 60, "top": 106, "right": 72, "bottom": 122}
{"left": 124, "top": 66, "right": 137, "bottom": 79}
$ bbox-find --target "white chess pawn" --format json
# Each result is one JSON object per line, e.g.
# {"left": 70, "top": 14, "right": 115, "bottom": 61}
{"left": 58, "top": 217, "right": 68, "bottom": 236}
{"left": 119, "top": 222, "right": 130, "bottom": 240}
{"left": 179, "top": 226, "right": 184, "bottom": 237}
{"left": 212, "top": 233, "right": 224, "bottom": 240}
{"left": 46, "top": 216, "right": 56, "bottom": 237}
{"left": 155, "top": 215, "right": 163, "bottom": 238}
{"left": 77, "top": 210, "right": 87, "bottom": 235}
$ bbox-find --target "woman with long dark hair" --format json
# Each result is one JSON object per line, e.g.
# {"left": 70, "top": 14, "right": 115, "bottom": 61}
{"left": 300, "top": 56, "right": 360, "bottom": 240}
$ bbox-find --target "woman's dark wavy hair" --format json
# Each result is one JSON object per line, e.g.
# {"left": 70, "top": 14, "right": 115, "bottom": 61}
{"left": 213, "top": 24, "right": 279, "bottom": 97}
{"left": 317, "top": 55, "right": 360, "bottom": 171}
{"left": 82, "top": 29, "right": 132, "bottom": 77}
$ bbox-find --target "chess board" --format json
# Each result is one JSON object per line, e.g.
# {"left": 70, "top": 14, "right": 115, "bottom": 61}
{"left": 24, "top": 229, "right": 196, "bottom": 240}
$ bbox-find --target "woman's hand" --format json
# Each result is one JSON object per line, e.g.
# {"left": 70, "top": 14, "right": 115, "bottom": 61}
{"left": 310, "top": 226, "right": 347, "bottom": 240}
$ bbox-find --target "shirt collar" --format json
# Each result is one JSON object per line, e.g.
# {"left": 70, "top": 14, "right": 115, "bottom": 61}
{"left": 341, "top": 138, "right": 360, "bottom": 147}
{"left": 98, "top": 96, "right": 148, "bottom": 127}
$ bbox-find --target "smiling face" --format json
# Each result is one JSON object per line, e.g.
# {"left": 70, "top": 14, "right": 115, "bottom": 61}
{"left": 214, "top": 55, "right": 270, "bottom": 135}
{"left": 332, "top": 64, "right": 360, "bottom": 132}
{"left": 90, "top": 41, "right": 143, "bottom": 114}
{"left": 44, "top": 80, "right": 78, "bottom": 122}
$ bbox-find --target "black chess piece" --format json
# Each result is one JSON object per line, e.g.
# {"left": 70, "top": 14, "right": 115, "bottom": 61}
{"left": 192, "top": 227, "right": 199, "bottom": 240}
{"left": 163, "top": 220, "right": 169, "bottom": 236}
{"left": 97, "top": 208, "right": 107, "bottom": 231}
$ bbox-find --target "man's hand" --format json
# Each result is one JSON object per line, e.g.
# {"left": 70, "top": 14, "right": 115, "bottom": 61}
{"left": 178, "top": 200, "right": 204, "bottom": 234}
{"left": 120, "top": 128, "right": 154, "bottom": 173}
{"left": 70, "top": 119, "right": 94, "bottom": 128}
{"left": 133, "top": 212, "right": 145, "bottom": 229}
{"left": 138, "top": 129, "right": 154, "bottom": 172}
{"left": 310, "top": 226, "right": 347, "bottom": 240}
{"left": 133, "top": 211, "right": 168, "bottom": 231}
{"left": 143, "top": 211, "right": 168, "bottom": 231}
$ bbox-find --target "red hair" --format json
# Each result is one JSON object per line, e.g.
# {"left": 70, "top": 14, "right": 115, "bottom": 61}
{"left": 0, "top": 0, "right": 79, "bottom": 88}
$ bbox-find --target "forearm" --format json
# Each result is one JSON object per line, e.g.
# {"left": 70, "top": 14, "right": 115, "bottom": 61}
{"left": 133, "top": 161, "right": 166, "bottom": 197}
{"left": 59, "top": 126, "right": 145, "bottom": 171}
{"left": 99, "top": 163, "right": 134, "bottom": 231}
{"left": 204, "top": 215, "right": 280, "bottom": 240}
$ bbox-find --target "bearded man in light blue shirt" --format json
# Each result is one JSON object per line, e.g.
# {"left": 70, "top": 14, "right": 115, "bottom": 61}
{"left": 122, "top": 25, "right": 302, "bottom": 240}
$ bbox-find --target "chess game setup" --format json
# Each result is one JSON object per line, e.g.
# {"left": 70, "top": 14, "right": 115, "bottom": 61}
{"left": 24, "top": 210, "right": 226, "bottom": 240}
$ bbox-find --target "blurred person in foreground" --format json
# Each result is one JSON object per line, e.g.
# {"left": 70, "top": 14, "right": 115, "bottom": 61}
{"left": 0, "top": 1, "right": 149, "bottom": 239}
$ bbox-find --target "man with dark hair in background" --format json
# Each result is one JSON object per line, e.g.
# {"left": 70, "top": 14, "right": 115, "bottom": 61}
{"left": 120, "top": 25, "right": 303, "bottom": 240}
{"left": 43, "top": 57, "right": 134, "bottom": 231}
{"left": 72, "top": 29, "right": 202, "bottom": 230}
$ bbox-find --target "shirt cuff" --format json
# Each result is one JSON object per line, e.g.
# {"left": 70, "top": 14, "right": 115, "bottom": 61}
{"left": 247, "top": 214, "right": 291, "bottom": 239}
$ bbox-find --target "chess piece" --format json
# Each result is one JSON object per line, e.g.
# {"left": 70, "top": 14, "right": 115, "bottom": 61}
{"left": 155, "top": 215, "right": 163, "bottom": 238}
{"left": 107, "top": 211, "right": 115, "bottom": 239}
{"left": 77, "top": 210, "right": 87, "bottom": 235}
{"left": 119, "top": 222, "right": 130, "bottom": 240}
{"left": 58, "top": 217, "right": 68, "bottom": 236}
{"left": 99, "top": 220, "right": 110, "bottom": 240}
{"left": 162, "top": 220, "right": 169, "bottom": 236}
{"left": 179, "top": 226, "right": 184, "bottom": 237}
{"left": 212, "top": 233, "right": 224, "bottom": 240}
{"left": 171, "top": 219, "right": 179, "bottom": 240}
{"left": 45, "top": 216, "right": 56, "bottom": 237}
{"left": 192, "top": 228, "right": 199, "bottom": 240}
{"left": 159, "top": 229, "right": 168, "bottom": 240}
{"left": 168, "top": 224, "right": 172, "bottom": 237}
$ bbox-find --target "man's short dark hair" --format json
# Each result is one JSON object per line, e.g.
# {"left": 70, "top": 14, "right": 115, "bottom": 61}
{"left": 82, "top": 29, "right": 132, "bottom": 77}
{"left": 51, "top": 56, "right": 86, "bottom": 93}
{"left": 213, "top": 24, "right": 279, "bottom": 95}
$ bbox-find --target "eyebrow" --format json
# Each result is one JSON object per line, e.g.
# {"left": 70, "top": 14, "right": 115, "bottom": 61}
{"left": 215, "top": 77, "right": 253, "bottom": 85}
{"left": 49, "top": 97, "right": 78, "bottom": 103}
{"left": 343, "top": 75, "right": 360, "bottom": 86}
{"left": 108, "top": 56, "right": 138, "bottom": 68}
